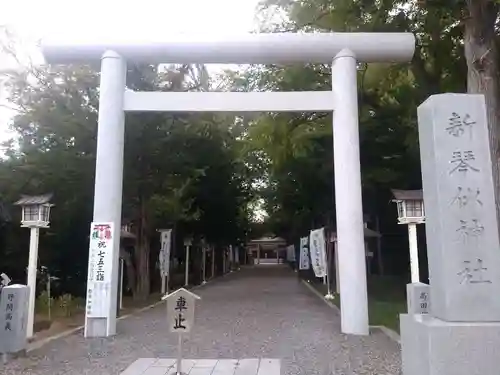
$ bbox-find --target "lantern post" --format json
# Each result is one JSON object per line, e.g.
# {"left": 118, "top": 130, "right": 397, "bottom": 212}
{"left": 391, "top": 189, "right": 425, "bottom": 282}
{"left": 14, "top": 194, "right": 54, "bottom": 338}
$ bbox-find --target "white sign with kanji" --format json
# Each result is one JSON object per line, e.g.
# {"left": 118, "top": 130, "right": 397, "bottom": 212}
{"left": 159, "top": 229, "right": 172, "bottom": 277}
{"left": 286, "top": 245, "right": 296, "bottom": 261}
{"left": 299, "top": 236, "right": 310, "bottom": 270}
{"left": 163, "top": 288, "right": 200, "bottom": 333}
{"left": 309, "top": 228, "right": 327, "bottom": 277}
{"left": 86, "top": 222, "right": 115, "bottom": 318}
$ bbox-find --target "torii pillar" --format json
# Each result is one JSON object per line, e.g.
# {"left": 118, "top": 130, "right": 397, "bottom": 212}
{"left": 41, "top": 32, "right": 415, "bottom": 337}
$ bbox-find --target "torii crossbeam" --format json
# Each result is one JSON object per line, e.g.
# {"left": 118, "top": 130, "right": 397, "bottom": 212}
{"left": 41, "top": 32, "right": 415, "bottom": 338}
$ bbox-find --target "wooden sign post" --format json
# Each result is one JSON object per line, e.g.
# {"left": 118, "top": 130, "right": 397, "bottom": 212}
{"left": 162, "top": 288, "right": 201, "bottom": 375}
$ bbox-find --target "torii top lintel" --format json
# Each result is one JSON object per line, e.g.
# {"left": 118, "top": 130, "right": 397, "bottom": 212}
{"left": 41, "top": 32, "right": 415, "bottom": 65}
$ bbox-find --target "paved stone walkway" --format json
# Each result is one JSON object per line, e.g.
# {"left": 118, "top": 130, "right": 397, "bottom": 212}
{"left": 2, "top": 266, "right": 401, "bottom": 375}
{"left": 121, "top": 358, "right": 280, "bottom": 375}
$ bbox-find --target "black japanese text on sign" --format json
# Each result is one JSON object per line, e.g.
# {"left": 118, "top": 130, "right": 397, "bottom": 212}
{"left": 91, "top": 223, "right": 111, "bottom": 282}
{"left": 173, "top": 296, "right": 187, "bottom": 330}
{"left": 4, "top": 293, "right": 14, "bottom": 331}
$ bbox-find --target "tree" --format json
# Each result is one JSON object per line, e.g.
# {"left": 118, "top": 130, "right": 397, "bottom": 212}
{"left": 463, "top": 1, "right": 500, "bottom": 222}
{"left": 0, "top": 59, "right": 253, "bottom": 298}
{"left": 244, "top": 0, "right": 476, "bottom": 274}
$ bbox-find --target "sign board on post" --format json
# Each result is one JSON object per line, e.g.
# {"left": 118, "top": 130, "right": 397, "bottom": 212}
{"left": 164, "top": 288, "right": 200, "bottom": 334}
{"left": 309, "top": 228, "right": 327, "bottom": 277}
{"left": 86, "top": 222, "right": 114, "bottom": 318}
{"left": 299, "top": 236, "right": 310, "bottom": 270}
{"left": 163, "top": 288, "right": 201, "bottom": 375}
{"left": 406, "top": 282, "right": 430, "bottom": 315}
{"left": 0, "top": 284, "right": 29, "bottom": 355}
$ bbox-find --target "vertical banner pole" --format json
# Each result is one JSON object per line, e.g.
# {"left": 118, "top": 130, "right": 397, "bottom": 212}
{"left": 325, "top": 232, "right": 334, "bottom": 300}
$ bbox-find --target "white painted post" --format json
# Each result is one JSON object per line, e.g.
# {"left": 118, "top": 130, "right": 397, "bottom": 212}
{"left": 229, "top": 245, "right": 234, "bottom": 272}
{"left": 119, "top": 258, "right": 124, "bottom": 310}
{"left": 47, "top": 273, "right": 52, "bottom": 321}
{"left": 334, "top": 240, "right": 340, "bottom": 294}
{"left": 324, "top": 241, "right": 334, "bottom": 300}
{"left": 185, "top": 244, "right": 190, "bottom": 286}
{"left": 235, "top": 245, "right": 240, "bottom": 268}
{"left": 408, "top": 223, "right": 420, "bottom": 283}
{"left": 160, "top": 273, "right": 166, "bottom": 295}
{"left": 202, "top": 246, "right": 207, "bottom": 284}
{"left": 211, "top": 246, "right": 215, "bottom": 278}
{"left": 26, "top": 227, "right": 39, "bottom": 338}
{"left": 332, "top": 49, "right": 369, "bottom": 335}
{"left": 176, "top": 333, "right": 183, "bottom": 374}
{"left": 85, "top": 51, "right": 126, "bottom": 338}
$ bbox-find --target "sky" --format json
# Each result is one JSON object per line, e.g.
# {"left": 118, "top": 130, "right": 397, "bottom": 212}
{"left": 0, "top": 0, "right": 263, "bottom": 148}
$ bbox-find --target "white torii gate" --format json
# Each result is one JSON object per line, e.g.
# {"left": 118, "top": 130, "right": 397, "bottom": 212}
{"left": 41, "top": 32, "right": 415, "bottom": 338}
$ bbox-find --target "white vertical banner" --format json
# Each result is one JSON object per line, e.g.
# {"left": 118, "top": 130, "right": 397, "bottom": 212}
{"left": 299, "top": 236, "right": 310, "bottom": 270}
{"left": 234, "top": 246, "right": 240, "bottom": 264}
{"left": 309, "top": 228, "right": 327, "bottom": 277}
{"left": 286, "top": 245, "right": 296, "bottom": 261}
{"left": 159, "top": 229, "right": 172, "bottom": 277}
{"left": 86, "top": 222, "right": 115, "bottom": 318}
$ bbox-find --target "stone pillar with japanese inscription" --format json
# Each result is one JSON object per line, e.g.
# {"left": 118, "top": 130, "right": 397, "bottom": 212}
{"left": 400, "top": 94, "right": 500, "bottom": 375}
{"left": 0, "top": 284, "right": 29, "bottom": 355}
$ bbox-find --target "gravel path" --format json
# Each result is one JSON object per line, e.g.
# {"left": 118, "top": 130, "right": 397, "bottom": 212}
{"left": 2, "top": 266, "right": 401, "bottom": 375}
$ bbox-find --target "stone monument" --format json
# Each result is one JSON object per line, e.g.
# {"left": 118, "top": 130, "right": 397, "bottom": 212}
{"left": 0, "top": 284, "right": 29, "bottom": 358}
{"left": 400, "top": 94, "right": 500, "bottom": 375}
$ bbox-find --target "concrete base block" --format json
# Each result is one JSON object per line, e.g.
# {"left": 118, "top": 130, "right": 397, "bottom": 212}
{"left": 400, "top": 313, "right": 500, "bottom": 375}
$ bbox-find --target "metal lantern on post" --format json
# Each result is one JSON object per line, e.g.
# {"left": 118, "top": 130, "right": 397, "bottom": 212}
{"left": 13, "top": 193, "right": 54, "bottom": 339}
{"left": 15, "top": 194, "right": 53, "bottom": 228}
{"left": 391, "top": 189, "right": 425, "bottom": 283}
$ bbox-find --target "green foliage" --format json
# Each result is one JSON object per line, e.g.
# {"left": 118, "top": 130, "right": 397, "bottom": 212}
{"left": 57, "top": 294, "right": 76, "bottom": 317}
{"left": 35, "top": 291, "right": 84, "bottom": 319}
{"left": 0, "top": 61, "right": 253, "bottom": 296}
{"left": 35, "top": 291, "right": 52, "bottom": 315}
{"left": 3, "top": 0, "right": 500, "bottom": 293}
{"left": 238, "top": 0, "right": 478, "bottom": 246}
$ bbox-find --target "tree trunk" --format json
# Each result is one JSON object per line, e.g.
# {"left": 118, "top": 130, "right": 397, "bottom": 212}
{"left": 464, "top": 1, "right": 500, "bottom": 224}
{"left": 134, "top": 197, "right": 151, "bottom": 300}
{"left": 120, "top": 245, "right": 136, "bottom": 293}
{"left": 192, "top": 245, "right": 202, "bottom": 285}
